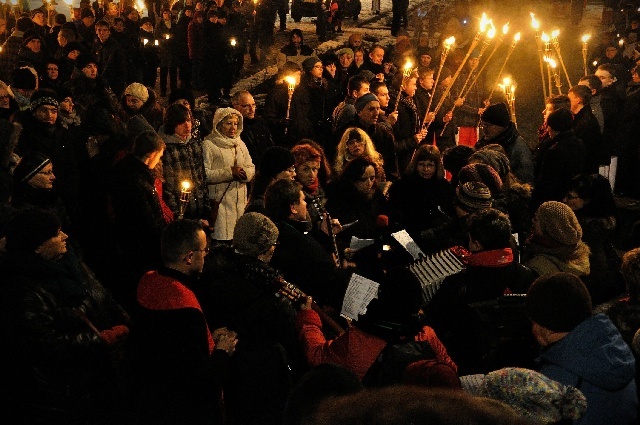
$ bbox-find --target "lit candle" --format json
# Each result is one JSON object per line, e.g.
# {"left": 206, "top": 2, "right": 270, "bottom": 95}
{"left": 143, "top": 38, "right": 148, "bottom": 45}
{"left": 154, "top": 40, "right": 159, "bottom": 46}
{"left": 581, "top": 34, "right": 591, "bottom": 76}
{"left": 178, "top": 181, "right": 192, "bottom": 219}
{"left": 284, "top": 75, "right": 297, "bottom": 121}
{"left": 230, "top": 38, "right": 237, "bottom": 47}
{"left": 165, "top": 34, "right": 170, "bottom": 40}
{"left": 498, "top": 77, "right": 517, "bottom": 126}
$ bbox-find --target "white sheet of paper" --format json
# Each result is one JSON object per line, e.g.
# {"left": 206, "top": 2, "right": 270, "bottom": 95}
{"left": 340, "top": 274, "right": 380, "bottom": 321}
{"left": 391, "top": 229, "right": 425, "bottom": 260}
{"left": 350, "top": 236, "right": 375, "bottom": 251}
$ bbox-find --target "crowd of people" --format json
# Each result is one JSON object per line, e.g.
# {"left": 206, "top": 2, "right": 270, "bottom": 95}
{"left": 1, "top": 0, "right": 640, "bottom": 424}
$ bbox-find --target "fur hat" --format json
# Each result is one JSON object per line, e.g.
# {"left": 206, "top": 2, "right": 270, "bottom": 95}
{"left": 526, "top": 272, "right": 593, "bottom": 332}
{"left": 458, "top": 163, "right": 503, "bottom": 196}
{"left": 481, "top": 103, "right": 511, "bottom": 127}
{"left": 11, "top": 67, "right": 38, "bottom": 90}
{"left": 456, "top": 181, "right": 492, "bottom": 212}
{"left": 462, "top": 367, "right": 587, "bottom": 423}
{"left": 13, "top": 151, "right": 51, "bottom": 183}
{"left": 469, "top": 149, "right": 511, "bottom": 180}
{"left": 546, "top": 108, "right": 573, "bottom": 133}
{"left": 5, "top": 208, "right": 61, "bottom": 254}
{"left": 232, "top": 212, "right": 279, "bottom": 257}
{"left": 75, "top": 53, "right": 97, "bottom": 70}
{"left": 259, "top": 146, "right": 296, "bottom": 180}
{"left": 302, "top": 56, "right": 321, "bottom": 73}
{"left": 355, "top": 93, "right": 379, "bottom": 112}
{"left": 124, "top": 82, "right": 149, "bottom": 104}
{"left": 535, "top": 201, "right": 582, "bottom": 246}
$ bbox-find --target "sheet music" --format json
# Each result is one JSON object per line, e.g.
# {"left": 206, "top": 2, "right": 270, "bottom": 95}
{"left": 350, "top": 236, "right": 375, "bottom": 251}
{"left": 391, "top": 229, "right": 425, "bottom": 260}
{"left": 340, "top": 274, "right": 380, "bottom": 321}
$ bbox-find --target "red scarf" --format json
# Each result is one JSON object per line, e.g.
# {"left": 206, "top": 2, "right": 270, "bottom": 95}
{"left": 464, "top": 248, "right": 513, "bottom": 268}
{"left": 304, "top": 178, "right": 320, "bottom": 196}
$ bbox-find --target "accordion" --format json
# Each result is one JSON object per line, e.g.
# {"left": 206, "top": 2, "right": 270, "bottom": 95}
{"left": 409, "top": 248, "right": 467, "bottom": 304}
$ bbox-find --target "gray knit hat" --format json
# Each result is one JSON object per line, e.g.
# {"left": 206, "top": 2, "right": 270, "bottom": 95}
{"left": 302, "top": 56, "right": 321, "bottom": 73}
{"left": 535, "top": 201, "right": 582, "bottom": 246}
{"left": 233, "top": 212, "right": 279, "bottom": 257}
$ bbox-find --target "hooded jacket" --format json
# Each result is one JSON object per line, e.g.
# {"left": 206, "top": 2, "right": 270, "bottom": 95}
{"left": 538, "top": 313, "right": 637, "bottom": 425}
{"left": 202, "top": 108, "right": 255, "bottom": 241}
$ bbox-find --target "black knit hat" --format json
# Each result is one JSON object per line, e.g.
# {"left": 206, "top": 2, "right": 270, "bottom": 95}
{"left": 22, "top": 29, "right": 43, "bottom": 46}
{"left": 456, "top": 181, "right": 492, "bottom": 212}
{"left": 29, "top": 89, "right": 60, "bottom": 112}
{"left": 482, "top": 103, "right": 511, "bottom": 127}
{"left": 80, "top": 7, "right": 95, "bottom": 19}
{"left": 75, "top": 52, "right": 97, "bottom": 70}
{"left": 259, "top": 146, "right": 296, "bottom": 180}
{"left": 526, "top": 272, "right": 592, "bottom": 332}
{"left": 11, "top": 67, "right": 37, "bottom": 90}
{"left": 547, "top": 108, "right": 573, "bottom": 133}
{"left": 63, "top": 41, "right": 83, "bottom": 57}
{"left": 13, "top": 151, "right": 51, "bottom": 183}
{"left": 5, "top": 208, "right": 61, "bottom": 254}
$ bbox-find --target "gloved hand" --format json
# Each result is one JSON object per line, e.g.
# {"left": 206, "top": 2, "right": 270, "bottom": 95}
{"left": 100, "top": 325, "right": 129, "bottom": 346}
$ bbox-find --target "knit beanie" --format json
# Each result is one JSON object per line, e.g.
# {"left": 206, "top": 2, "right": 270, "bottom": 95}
{"left": 535, "top": 201, "right": 582, "bottom": 246}
{"left": 439, "top": 67, "right": 452, "bottom": 80}
{"left": 5, "top": 208, "right": 61, "bottom": 254}
{"left": 232, "top": 212, "right": 279, "bottom": 257}
{"left": 124, "top": 82, "right": 150, "bottom": 104}
{"left": 63, "top": 41, "right": 83, "bottom": 57}
{"left": 526, "top": 272, "right": 592, "bottom": 332}
{"left": 355, "top": 93, "right": 379, "bottom": 112}
{"left": 481, "top": 103, "right": 511, "bottom": 127}
{"left": 469, "top": 149, "right": 511, "bottom": 181}
{"left": 336, "top": 47, "right": 354, "bottom": 58}
{"left": 75, "top": 53, "right": 97, "bottom": 70}
{"left": 458, "top": 163, "right": 503, "bottom": 195}
{"left": 546, "top": 108, "right": 573, "bottom": 133}
{"left": 259, "top": 146, "right": 296, "bottom": 180}
{"left": 13, "top": 151, "right": 51, "bottom": 183}
{"left": 462, "top": 367, "right": 587, "bottom": 423}
{"left": 11, "top": 67, "right": 37, "bottom": 90}
{"left": 80, "top": 7, "right": 94, "bottom": 19}
{"left": 302, "top": 56, "right": 321, "bottom": 73}
{"left": 456, "top": 181, "right": 492, "bottom": 212}
{"left": 29, "top": 89, "right": 59, "bottom": 111}
{"left": 22, "top": 29, "right": 42, "bottom": 45}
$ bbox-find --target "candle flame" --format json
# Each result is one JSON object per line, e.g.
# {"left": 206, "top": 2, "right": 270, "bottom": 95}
{"left": 502, "top": 22, "right": 509, "bottom": 35}
{"left": 444, "top": 36, "right": 455, "bottom": 47}
{"left": 230, "top": 38, "right": 237, "bottom": 46}
{"left": 143, "top": 38, "right": 148, "bottom": 45}
{"left": 551, "top": 29, "right": 560, "bottom": 38}
{"left": 581, "top": 34, "right": 591, "bottom": 43}
{"left": 541, "top": 32, "right": 550, "bottom": 42}
{"left": 479, "top": 13, "right": 489, "bottom": 32}
{"left": 592, "top": 60, "right": 598, "bottom": 66}
{"left": 514, "top": 32, "right": 521, "bottom": 42}
{"left": 181, "top": 181, "right": 191, "bottom": 190}
{"left": 154, "top": 40, "right": 158, "bottom": 46}
{"left": 619, "top": 38, "right": 625, "bottom": 46}
{"left": 165, "top": 34, "right": 170, "bottom": 39}
{"left": 530, "top": 13, "right": 539, "bottom": 29}
{"left": 404, "top": 60, "right": 413, "bottom": 70}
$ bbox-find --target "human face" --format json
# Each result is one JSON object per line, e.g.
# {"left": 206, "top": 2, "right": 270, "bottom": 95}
{"left": 480, "top": 119, "right": 504, "bottom": 141}
{"left": 128, "top": 11, "right": 139, "bottom": 21}
{"left": 275, "top": 165, "right": 296, "bottom": 181}
{"left": 163, "top": 11, "right": 171, "bottom": 20}
{"left": 567, "top": 92, "right": 582, "bottom": 114}
{"left": 354, "top": 51, "right": 364, "bottom": 66}
{"left": 36, "top": 229, "right": 68, "bottom": 261}
{"left": 419, "top": 54, "right": 432, "bottom": 67}
{"left": 339, "top": 53, "right": 353, "bottom": 68}
{"left": 325, "top": 63, "right": 337, "bottom": 78}
{"left": 108, "top": 4, "right": 119, "bottom": 16}
{"left": 34, "top": 105, "right": 58, "bottom": 125}
{"left": 219, "top": 114, "right": 239, "bottom": 138}
{"left": 563, "top": 190, "right": 585, "bottom": 211}
{"left": 67, "top": 49, "right": 80, "bottom": 60}
{"left": 291, "top": 190, "right": 308, "bottom": 221}
{"left": 354, "top": 165, "right": 376, "bottom": 196}
{"left": 357, "top": 100, "right": 380, "bottom": 126}
{"left": 595, "top": 69, "right": 615, "bottom": 88}
{"left": 59, "top": 97, "right": 74, "bottom": 113}
{"left": 403, "top": 77, "right": 417, "bottom": 97}
{"left": 27, "top": 38, "right": 41, "bottom": 53}
{"left": 29, "top": 163, "right": 55, "bottom": 189}
{"left": 291, "top": 34, "right": 302, "bottom": 47}
{"left": 468, "top": 57, "right": 479, "bottom": 70}
{"left": 234, "top": 94, "right": 256, "bottom": 119}
{"left": 83, "top": 63, "right": 98, "bottom": 79}
{"left": 147, "top": 148, "right": 164, "bottom": 170}
{"left": 83, "top": 16, "right": 95, "bottom": 27}
{"left": 0, "top": 87, "right": 11, "bottom": 109}
{"left": 187, "top": 230, "right": 208, "bottom": 275}
{"left": 57, "top": 33, "right": 67, "bottom": 47}
{"left": 32, "top": 12, "right": 45, "bottom": 26}
{"left": 369, "top": 47, "right": 384, "bottom": 65}
{"left": 175, "top": 118, "right": 192, "bottom": 139}
{"left": 416, "top": 160, "right": 437, "bottom": 180}
{"left": 373, "top": 86, "right": 390, "bottom": 108}
{"left": 126, "top": 95, "right": 144, "bottom": 112}
{"left": 605, "top": 46, "right": 618, "bottom": 59}
{"left": 632, "top": 67, "right": 640, "bottom": 84}
{"left": 46, "top": 63, "right": 59, "bottom": 80}
{"left": 543, "top": 103, "right": 554, "bottom": 123}
{"left": 141, "top": 22, "right": 153, "bottom": 32}
{"left": 96, "top": 25, "right": 110, "bottom": 43}
{"left": 347, "top": 136, "right": 366, "bottom": 157}
{"left": 419, "top": 73, "right": 435, "bottom": 90}
{"left": 113, "top": 21, "right": 125, "bottom": 32}
{"left": 350, "top": 37, "right": 362, "bottom": 48}
{"left": 311, "top": 62, "right": 324, "bottom": 79}
{"left": 296, "top": 160, "right": 320, "bottom": 187}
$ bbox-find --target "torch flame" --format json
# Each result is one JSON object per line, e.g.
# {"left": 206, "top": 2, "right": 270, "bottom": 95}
{"left": 404, "top": 60, "right": 413, "bottom": 70}
{"left": 619, "top": 38, "right": 625, "bottom": 46}
{"left": 514, "top": 32, "right": 521, "bottom": 42}
{"left": 487, "top": 25, "right": 496, "bottom": 39}
{"left": 503, "top": 76, "right": 512, "bottom": 86}
{"left": 551, "top": 29, "right": 560, "bottom": 38}
{"left": 541, "top": 32, "right": 550, "bottom": 42}
{"left": 479, "top": 13, "right": 489, "bottom": 32}
{"left": 181, "top": 181, "right": 191, "bottom": 190}
{"left": 530, "top": 13, "right": 540, "bottom": 30}
{"left": 502, "top": 22, "right": 509, "bottom": 35}
{"left": 548, "top": 58, "right": 557, "bottom": 68}
{"left": 284, "top": 76, "right": 297, "bottom": 86}
{"left": 581, "top": 34, "right": 591, "bottom": 43}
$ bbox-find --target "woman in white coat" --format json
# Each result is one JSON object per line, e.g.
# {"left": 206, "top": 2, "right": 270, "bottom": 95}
{"left": 203, "top": 107, "right": 255, "bottom": 242}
